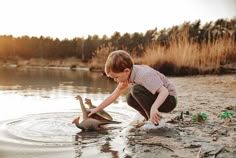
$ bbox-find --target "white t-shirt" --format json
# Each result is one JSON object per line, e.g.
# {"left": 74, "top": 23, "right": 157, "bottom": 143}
{"left": 128, "top": 65, "right": 177, "bottom": 96}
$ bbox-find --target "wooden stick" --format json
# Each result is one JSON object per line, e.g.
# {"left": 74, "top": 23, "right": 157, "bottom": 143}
{"left": 197, "top": 148, "right": 201, "bottom": 158}
{"left": 138, "top": 142, "right": 174, "bottom": 152}
{"left": 160, "top": 144, "right": 174, "bottom": 152}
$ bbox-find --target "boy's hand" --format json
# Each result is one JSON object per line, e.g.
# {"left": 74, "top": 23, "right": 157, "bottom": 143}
{"left": 88, "top": 108, "right": 97, "bottom": 117}
{"left": 150, "top": 107, "right": 162, "bottom": 125}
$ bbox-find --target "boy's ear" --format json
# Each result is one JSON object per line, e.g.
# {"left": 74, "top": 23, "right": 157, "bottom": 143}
{"left": 124, "top": 68, "right": 131, "bottom": 73}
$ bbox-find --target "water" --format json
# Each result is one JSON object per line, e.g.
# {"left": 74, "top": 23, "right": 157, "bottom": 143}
{"left": 0, "top": 67, "right": 235, "bottom": 158}
{"left": 0, "top": 67, "right": 134, "bottom": 158}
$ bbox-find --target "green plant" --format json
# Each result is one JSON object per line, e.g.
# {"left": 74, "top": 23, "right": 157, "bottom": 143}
{"left": 220, "top": 110, "right": 234, "bottom": 120}
{"left": 192, "top": 112, "right": 207, "bottom": 122}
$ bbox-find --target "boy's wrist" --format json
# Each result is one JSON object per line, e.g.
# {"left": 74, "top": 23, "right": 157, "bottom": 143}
{"left": 151, "top": 104, "right": 160, "bottom": 110}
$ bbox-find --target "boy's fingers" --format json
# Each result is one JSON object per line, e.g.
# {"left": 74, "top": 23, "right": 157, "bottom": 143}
{"left": 88, "top": 109, "right": 95, "bottom": 117}
{"left": 154, "top": 113, "right": 161, "bottom": 120}
{"left": 88, "top": 112, "right": 92, "bottom": 117}
{"left": 151, "top": 119, "right": 159, "bottom": 125}
{"left": 151, "top": 114, "right": 161, "bottom": 125}
{"left": 151, "top": 117, "right": 158, "bottom": 124}
{"left": 85, "top": 98, "right": 90, "bottom": 101}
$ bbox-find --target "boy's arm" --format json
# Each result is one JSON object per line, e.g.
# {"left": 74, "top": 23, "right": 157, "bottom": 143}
{"left": 88, "top": 81, "right": 128, "bottom": 117}
{"left": 150, "top": 86, "right": 169, "bottom": 124}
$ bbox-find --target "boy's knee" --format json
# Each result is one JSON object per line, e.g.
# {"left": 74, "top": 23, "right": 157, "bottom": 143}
{"left": 158, "top": 95, "right": 177, "bottom": 112}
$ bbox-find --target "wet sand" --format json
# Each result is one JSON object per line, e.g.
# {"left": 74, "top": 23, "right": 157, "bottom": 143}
{"left": 123, "top": 75, "right": 236, "bottom": 158}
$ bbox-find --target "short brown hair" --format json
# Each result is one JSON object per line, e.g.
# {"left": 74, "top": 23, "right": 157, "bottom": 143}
{"left": 105, "top": 50, "right": 134, "bottom": 75}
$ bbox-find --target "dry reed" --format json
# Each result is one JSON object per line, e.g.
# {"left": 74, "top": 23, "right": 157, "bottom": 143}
{"left": 135, "top": 36, "right": 235, "bottom": 74}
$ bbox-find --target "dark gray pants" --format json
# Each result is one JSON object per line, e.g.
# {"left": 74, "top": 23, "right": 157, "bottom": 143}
{"left": 126, "top": 85, "right": 177, "bottom": 120}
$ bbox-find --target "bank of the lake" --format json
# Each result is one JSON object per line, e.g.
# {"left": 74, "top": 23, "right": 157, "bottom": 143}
{"left": 0, "top": 57, "right": 236, "bottom": 76}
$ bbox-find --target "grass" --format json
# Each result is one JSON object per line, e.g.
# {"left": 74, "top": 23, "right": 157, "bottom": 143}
{"left": 91, "top": 35, "right": 236, "bottom": 75}
{"left": 134, "top": 36, "right": 236, "bottom": 75}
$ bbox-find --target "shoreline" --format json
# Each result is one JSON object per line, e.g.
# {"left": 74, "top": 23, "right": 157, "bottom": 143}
{"left": 1, "top": 58, "right": 235, "bottom": 76}
{"left": 0, "top": 64, "right": 91, "bottom": 71}
{"left": 1, "top": 65, "right": 235, "bottom": 77}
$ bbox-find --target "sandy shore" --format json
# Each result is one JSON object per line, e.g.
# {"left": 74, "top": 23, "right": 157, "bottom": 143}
{"left": 120, "top": 75, "right": 236, "bottom": 158}
{"left": 123, "top": 107, "right": 236, "bottom": 158}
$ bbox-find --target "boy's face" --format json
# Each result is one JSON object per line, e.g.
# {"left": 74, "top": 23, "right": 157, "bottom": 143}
{"left": 108, "top": 68, "right": 131, "bottom": 83}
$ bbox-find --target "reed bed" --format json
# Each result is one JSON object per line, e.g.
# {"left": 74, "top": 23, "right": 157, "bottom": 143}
{"left": 134, "top": 37, "right": 235, "bottom": 75}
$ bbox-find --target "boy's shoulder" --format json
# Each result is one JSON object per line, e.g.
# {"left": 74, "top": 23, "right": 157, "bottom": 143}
{"left": 133, "top": 65, "right": 159, "bottom": 78}
{"left": 134, "top": 64, "right": 158, "bottom": 73}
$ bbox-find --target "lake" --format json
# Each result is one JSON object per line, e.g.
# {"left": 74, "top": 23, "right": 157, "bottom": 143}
{"left": 0, "top": 67, "right": 235, "bottom": 158}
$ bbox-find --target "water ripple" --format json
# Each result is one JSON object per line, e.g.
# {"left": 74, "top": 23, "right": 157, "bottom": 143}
{"left": 0, "top": 111, "right": 129, "bottom": 147}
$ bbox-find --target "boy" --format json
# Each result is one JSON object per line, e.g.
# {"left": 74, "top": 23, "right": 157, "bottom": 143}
{"left": 88, "top": 50, "right": 177, "bottom": 125}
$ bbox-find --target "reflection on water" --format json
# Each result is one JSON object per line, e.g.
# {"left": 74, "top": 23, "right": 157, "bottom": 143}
{"left": 74, "top": 131, "right": 119, "bottom": 158}
{"left": 0, "top": 67, "right": 116, "bottom": 93}
{"left": 72, "top": 110, "right": 130, "bottom": 158}
{"left": 0, "top": 67, "right": 124, "bottom": 122}
{"left": 0, "top": 67, "right": 235, "bottom": 158}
